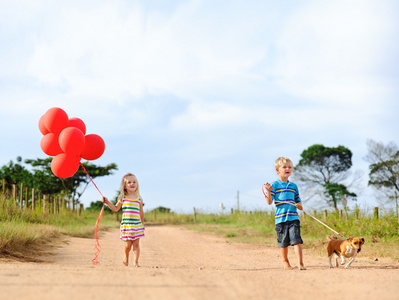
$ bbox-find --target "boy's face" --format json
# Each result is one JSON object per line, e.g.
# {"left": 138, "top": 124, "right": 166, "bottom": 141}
{"left": 276, "top": 162, "right": 293, "bottom": 182}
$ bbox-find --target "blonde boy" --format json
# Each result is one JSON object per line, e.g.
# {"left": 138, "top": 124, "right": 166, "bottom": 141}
{"left": 264, "top": 157, "right": 306, "bottom": 270}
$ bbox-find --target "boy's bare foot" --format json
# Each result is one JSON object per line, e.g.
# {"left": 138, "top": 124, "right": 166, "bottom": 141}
{"left": 134, "top": 263, "right": 140, "bottom": 267}
{"left": 283, "top": 261, "right": 293, "bottom": 270}
{"left": 299, "top": 264, "right": 307, "bottom": 270}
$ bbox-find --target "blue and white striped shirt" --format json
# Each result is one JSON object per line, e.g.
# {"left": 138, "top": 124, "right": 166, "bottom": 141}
{"left": 271, "top": 180, "right": 301, "bottom": 224}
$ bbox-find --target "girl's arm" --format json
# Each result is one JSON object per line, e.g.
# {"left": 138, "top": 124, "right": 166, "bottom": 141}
{"left": 102, "top": 197, "right": 122, "bottom": 212}
{"left": 139, "top": 198, "right": 144, "bottom": 224}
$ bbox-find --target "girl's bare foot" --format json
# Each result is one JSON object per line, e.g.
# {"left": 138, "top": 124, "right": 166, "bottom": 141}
{"left": 123, "top": 255, "right": 129, "bottom": 266}
{"left": 283, "top": 261, "right": 293, "bottom": 270}
{"left": 299, "top": 264, "right": 307, "bottom": 270}
{"left": 134, "top": 263, "right": 140, "bottom": 267}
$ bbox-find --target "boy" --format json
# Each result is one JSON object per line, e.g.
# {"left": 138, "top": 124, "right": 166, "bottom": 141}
{"left": 264, "top": 157, "right": 306, "bottom": 270}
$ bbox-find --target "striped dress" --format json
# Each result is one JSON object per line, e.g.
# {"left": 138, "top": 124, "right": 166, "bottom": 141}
{"left": 120, "top": 197, "right": 145, "bottom": 241}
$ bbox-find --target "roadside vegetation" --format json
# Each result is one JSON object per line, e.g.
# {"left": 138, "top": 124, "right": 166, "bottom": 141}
{"left": 0, "top": 197, "right": 119, "bottom": 261}
{"left": 144, "top": 209, "right": 399, "bottom": 261}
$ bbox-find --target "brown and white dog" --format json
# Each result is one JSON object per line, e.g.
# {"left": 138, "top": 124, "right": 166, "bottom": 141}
{"left": 327, "top": 236, "right": 365, "bottom": 269}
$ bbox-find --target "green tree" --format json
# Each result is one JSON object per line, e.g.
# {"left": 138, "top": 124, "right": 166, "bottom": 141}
{"left": 365, "top": 139, "right": 399, "bottom": 208}
{"left": 294, "top": 144, "right": 357, "bottom": 211}
{"left": 25, "top": 158, "right": 118, "bottom": 204}
{"left": 0, "top": 156, "right": 34, "bottom": 187}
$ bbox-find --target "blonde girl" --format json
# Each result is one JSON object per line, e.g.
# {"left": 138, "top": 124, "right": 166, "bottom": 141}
{"left": 103, "top": 173, "right": 145, "bottom": 267}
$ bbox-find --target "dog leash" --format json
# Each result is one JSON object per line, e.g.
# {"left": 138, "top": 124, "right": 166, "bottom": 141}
{"left": 262, "top": 184, "right": 348, "bottom": 240}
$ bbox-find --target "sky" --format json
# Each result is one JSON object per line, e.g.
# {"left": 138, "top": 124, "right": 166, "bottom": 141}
{"left": 1, "top": 0, "right": 398, "bottom": 214}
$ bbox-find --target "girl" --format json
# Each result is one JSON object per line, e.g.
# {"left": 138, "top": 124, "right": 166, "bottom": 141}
{"left": 103, "top": 173, "right": 145, "bottom": 267}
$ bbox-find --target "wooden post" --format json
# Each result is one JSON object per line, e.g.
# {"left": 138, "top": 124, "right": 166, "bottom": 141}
{"left": 2, "top": 179, "right": 5, "bottom": 197}
{"left": 12, "top": 184, "right": 17, "bottom": 202}
{"left": 54, "top": 197, "right": 57, "bottom": 214}
{"left": 32, "top": 188, "right": 36, "bottom": 210}
{"left": 19, "top": 183, "right": 24, "bottom": 209}
{"left": 324, "top": 210, "right": 328, "bottom": 219}
{"left": 193, "top": 207, "right": 197, "bottom": 222}
{"left": 25, "top": 187, "right": 28, "bottom": 208}
{"left": 43, "top": 195, "right": 47, "bottom": 213}
{"left": 339, "top": 209, "right": 343, "bottom": 219}
{"left": 374, "top": 207, "right": 379, "bottom": 219}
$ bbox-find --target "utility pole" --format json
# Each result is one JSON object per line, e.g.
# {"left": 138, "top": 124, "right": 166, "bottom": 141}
{"left": 237, "top": 190, "right": 239, "bottom": 212}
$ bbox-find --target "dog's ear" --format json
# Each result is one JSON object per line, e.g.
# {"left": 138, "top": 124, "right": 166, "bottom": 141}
{"left": 348, "top": 236, "right": 353, "bottom": 241}
{"left": 361, "top": 238, "right": 365, "bottom": 243}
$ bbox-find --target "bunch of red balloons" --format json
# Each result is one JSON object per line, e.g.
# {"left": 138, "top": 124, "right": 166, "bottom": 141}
{"left": 39, "top": 107, "right": 105, "bottom": 178}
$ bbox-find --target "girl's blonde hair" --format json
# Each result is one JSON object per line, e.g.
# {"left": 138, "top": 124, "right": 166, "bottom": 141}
{"left": 275, "top": 157, "right": 293, "bottom": 169}
{"left": 117, "top": 173, "right": 141, "bottom": 203}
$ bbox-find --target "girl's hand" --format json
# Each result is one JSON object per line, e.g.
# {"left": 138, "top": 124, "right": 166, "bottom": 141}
{"left": 102, "top": 197, "right": 108, "bottom": 204}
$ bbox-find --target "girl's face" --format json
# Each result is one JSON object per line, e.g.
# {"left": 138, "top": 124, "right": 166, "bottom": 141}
{"left": 125, "top": 176, "right": 138, "bottom": 193}
{"left": 276, "top": 162, "right": 293, "bottom": 182}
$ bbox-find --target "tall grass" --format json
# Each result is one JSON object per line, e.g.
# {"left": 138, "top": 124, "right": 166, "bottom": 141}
{"left": 0, "top": 197, "right": 119, "bottom": 260}
{"left": 144, "top": 209, "right": 399, "bottom": 260}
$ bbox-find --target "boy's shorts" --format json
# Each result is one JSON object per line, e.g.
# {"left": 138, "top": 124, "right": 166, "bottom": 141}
{"left": 275, "top": 220, "right": 303, "bottom": 248}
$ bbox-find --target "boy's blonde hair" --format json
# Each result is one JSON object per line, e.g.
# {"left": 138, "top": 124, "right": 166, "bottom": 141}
{"left": 117, "top": 173, "right": 141, "bottom": 203}
{"left": 275, "top": 157, "right": 293, "bottom": 169}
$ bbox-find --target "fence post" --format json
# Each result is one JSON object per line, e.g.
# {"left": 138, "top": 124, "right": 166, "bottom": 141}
{"left": 2, "top": 179, "right": 5, "bottom": 197}
{"left": 32, "top": 188, "right": 36, "bottom": 211}
{"left": 374, "top": 207, "right": 379, "bottom": 219}
{"left": 25, "top": 187, "right": 29, "bottom": 208}
{"left": 12, "top": 184, "right": 17, "bottom": 202}
{"left": 193, "top": 207, "right": 197, "bottom": 222}
{"left": 324, "top": 210, "right": 328, "bottom": 219}
{"left": 19, "top": 183, "right": 24, "bottom": 209}
{"left": 54, "top": 197, "right": 57, "bottom": 214}
{"left": 339, "top": 209, "right": 343, "bottom": 219}
{"left": 43, "top": 195, "right": 47, "bottom": 213}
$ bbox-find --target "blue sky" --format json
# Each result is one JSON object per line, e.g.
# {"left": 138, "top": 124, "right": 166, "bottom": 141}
{"left": 1, "top": 0, "right": 398, "bottom": 213}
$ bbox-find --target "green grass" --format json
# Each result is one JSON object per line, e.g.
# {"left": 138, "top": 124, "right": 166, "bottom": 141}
{"left": 0, "top": 197, "right": 119, "bottom": 260}
{"left": 144, "top": 209, "right": 399, "bottom": 261}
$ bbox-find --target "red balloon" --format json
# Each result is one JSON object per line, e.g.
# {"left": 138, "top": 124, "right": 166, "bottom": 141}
{"left": 51, "top": 153, "right": 81, "bottom": 178}
{"left": 59, "top": 127, "right": 85, "bottom": 154}
{"left": 40, "top": 133, "right": 63, "bottom": 156}
{"left": 38, "top": 114, "right": 50, "bottom": 135}
{"left": 43, "top": 107, "right": 69, "bottom": 134}
{"left": 68, "top": 117, "right": 86, "bottom": 135}
{"left": 81, "top": 134, "right": 105, "bottom": 160}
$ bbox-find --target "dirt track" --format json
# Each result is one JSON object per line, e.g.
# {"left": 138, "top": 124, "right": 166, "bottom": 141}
{"left": 1, "top": 225, "right": 399, "bottom": 300}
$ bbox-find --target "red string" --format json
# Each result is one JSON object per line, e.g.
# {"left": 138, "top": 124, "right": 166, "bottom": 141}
{"left": 79, "top": 163, "right": 104, "bottom": 265}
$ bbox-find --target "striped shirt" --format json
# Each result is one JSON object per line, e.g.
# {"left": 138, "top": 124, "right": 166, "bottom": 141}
{"left": 270, "top": 180, "right": 301, "bottom": 224}
{"left": 120, "top": 197, "right": 145, "bottom": 241}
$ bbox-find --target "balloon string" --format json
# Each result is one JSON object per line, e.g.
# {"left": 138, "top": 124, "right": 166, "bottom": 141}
{"left": 80, "top": 162, "right": 104, "bottom": 265}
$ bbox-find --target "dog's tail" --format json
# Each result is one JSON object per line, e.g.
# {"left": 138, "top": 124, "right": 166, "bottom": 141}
{"left": 326, "top": 236, "right": 338, "bottom": 242}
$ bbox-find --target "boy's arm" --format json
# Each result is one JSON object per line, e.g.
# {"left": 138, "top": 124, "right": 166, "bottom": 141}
{"left": 264, "top": 183, "right": 273, "bottom": 205}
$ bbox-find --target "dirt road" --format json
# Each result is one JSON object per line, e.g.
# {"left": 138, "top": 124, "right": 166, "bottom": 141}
{"left": 1, "top": 225, "right": 399, "bottom": 300}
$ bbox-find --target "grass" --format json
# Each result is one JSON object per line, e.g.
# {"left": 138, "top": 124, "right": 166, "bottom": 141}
{"left": 2, "top": 195, "right": 399, "bottom": 263}
{"left": 144, "top": 209, "right": 399, "bottom": 262}
{"left": 0, "top": 197, "right": 119, "bottom": 261}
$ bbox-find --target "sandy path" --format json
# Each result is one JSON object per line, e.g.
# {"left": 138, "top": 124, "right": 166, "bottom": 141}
{"left": 1, "top": 225, "right": 399, "bottom": 300}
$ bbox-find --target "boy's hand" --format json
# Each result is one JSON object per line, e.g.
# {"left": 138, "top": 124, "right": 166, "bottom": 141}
{"left": 264, "top": 183, "right": 273, "bottom": 192}
{"left": 102, "top": 196, "right": 108, "bottom": 204}
{"left": 295, "top": 202, "right": 303, "bottom": 210}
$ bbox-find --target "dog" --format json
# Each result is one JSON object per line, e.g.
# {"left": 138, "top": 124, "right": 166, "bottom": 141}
{"left": 327, "top": 236, "right": 365, "bottom": 269}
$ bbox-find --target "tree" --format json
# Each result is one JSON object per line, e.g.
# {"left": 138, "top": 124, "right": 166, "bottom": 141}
{"left": 0, "top": 157, "right": 34, "bottom": 187}
{"left": 24, "top": 158, "right": 118, "bottom": 204}
{"left": 364, "top": 139, "right": 399, "bottom": 208}
{"left": 294, "top": 144, "right": 357, "bottom": 211}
